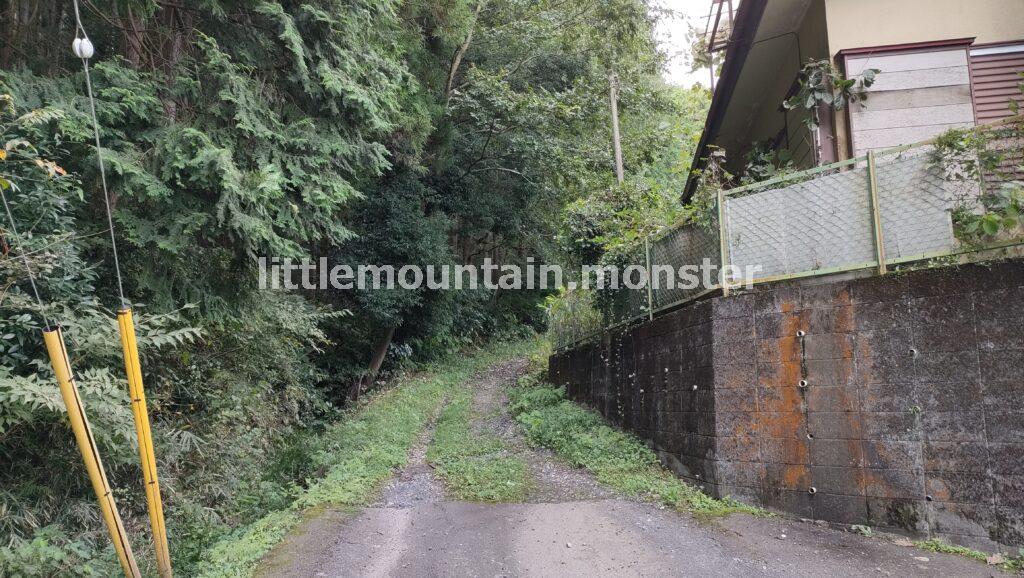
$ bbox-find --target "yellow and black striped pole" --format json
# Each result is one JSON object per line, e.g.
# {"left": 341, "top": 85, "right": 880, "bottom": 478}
{"left": 43, "top": 326, "right": 141, "bottom": 578}
{"left": 117, "top": 308, "right": 172, "bottom": 578}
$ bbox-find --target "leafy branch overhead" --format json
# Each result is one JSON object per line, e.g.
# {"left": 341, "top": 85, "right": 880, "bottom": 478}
{"left": 783, "top": 59, "right": 879, "bottom": 132}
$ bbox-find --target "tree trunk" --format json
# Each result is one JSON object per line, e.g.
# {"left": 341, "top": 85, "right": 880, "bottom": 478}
{"left": 123, "top": 5, "right": 146, "bottom": 68}
{"left": 444, "top": 0, "right": 485, "bottom": 105}
{"left": 351, "top": 325, "right": 396, "bottom": 403}
{"left": 0, "top": 0, "right": 18, "bottom": 69}
{"left": 609, "top": 70, "right": 625, "bottom": 184}
{"left": 160, "top": 5, "right": 191, "bottom": 122}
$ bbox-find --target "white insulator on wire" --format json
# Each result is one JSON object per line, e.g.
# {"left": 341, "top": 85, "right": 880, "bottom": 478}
{"left": 73, "top": 37, "right": 95, "bottom": 60}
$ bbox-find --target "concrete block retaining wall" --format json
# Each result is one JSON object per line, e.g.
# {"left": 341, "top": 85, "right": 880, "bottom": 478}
{"left": 548, "top": 261, "right": 1024, "bottom": 551}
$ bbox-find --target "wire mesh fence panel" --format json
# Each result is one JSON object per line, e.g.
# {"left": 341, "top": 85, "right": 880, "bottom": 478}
{"left": 648, "top": 216, "right": 720, "bottom": 311}
{"left": 724, "top": 164, "right": 876, "bottom": 280}
{"left": 603, "top": 278, "right": 648, "bottom": 327}
{"left": 873, "top": 146, "right": 968, "bottom": 262}
{"left": 547, "top": 287, "right": 605, "bottom": 350}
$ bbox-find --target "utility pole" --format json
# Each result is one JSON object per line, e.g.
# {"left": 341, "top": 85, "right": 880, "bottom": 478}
{"left": 609, "top": 70, "right": 625, "bottom": 184}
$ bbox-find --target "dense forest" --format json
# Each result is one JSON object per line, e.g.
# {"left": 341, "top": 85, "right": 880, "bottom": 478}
{"left": 0, "top": 0, "right": 708, "bottom": 574}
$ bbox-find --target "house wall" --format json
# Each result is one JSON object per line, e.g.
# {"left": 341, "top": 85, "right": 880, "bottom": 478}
{"left": 549, "top": 261, "right": 1024, "bottom": 552}
{"left": 823, "top": 0, "right": 1024, "bottom": 159}
{"left": 845, "top": 47, "right": 976, "bottom": 157}
{"left": 823, "top": 0, "right": 1024, "bottom": 58}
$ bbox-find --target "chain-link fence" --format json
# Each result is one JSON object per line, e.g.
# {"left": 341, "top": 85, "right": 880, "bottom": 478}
{"left": 551, "top": 118, "right": 1024, "bottom": 351}
{"left": 723, "top": 159, "right": 876, "bottom": 282}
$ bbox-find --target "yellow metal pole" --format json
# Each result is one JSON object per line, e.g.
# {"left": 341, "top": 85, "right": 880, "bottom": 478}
{"left": 43, "top": 327, "right": 141, "bottom": 578}
{"left": 118, "top": 308, "right": 173, "bottom": 578}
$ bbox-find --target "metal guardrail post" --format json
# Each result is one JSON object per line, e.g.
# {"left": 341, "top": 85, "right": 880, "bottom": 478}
{"left": 866, "top": 150, "right": 888, "bottom": 275}
{"left": 716, "top": 189, "right": 731, "bottom": 296}
{"left": 644, "top": 236, "right": 654, "bottom": 321}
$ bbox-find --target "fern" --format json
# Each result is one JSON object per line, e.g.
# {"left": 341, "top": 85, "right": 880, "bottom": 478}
{"left": 13, "top": 107, "right": 65, "bottom": 127}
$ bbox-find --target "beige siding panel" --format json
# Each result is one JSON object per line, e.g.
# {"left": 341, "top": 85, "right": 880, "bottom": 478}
{"left": 853, "top": 85, "right": 974, "bottom": 111}
{"left": 846, "top": 50, "right": 967, "bottom": 77}
{"left": 866, "top": 66, "right": 970, "bottom": 92}
{"left": 847, "top": 48, "right": 976, "bottom": 158}
{"left": 850, "top": 103, "right": 975, "bottom": 131}
{"left": 853, "top": 122, "right": 973, "bottom": 150}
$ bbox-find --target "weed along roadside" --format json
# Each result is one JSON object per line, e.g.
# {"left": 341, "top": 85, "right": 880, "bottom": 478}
{"left": 507, "top": 371, "right": 764, "bottom": 520}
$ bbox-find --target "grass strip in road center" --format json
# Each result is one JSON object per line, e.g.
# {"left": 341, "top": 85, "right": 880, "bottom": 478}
{"left": 427, "top": 385, "right": 531, "bottom": 503}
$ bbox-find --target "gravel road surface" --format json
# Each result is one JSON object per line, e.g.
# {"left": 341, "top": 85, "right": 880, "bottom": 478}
{"left": 257, "top": 359, "right": 1002, "bottom": 578}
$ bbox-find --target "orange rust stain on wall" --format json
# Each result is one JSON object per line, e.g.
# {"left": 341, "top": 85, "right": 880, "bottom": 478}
{"left": 836, "top": 288, "right": 852, "bottom": 307}
{"left": 760, "top": 387, "right": 804, "bottom": 413}
{"left": 838, "top": 335, "right": 855, "bottom": 359}
{"left": 782, "top": 462, "right": 810, "bottom": 488}
{"left": 833, "top": 305, "right": 855, "bottom": 333}
{"left": 766, "top": 298, "right": 811, "bottom": 491}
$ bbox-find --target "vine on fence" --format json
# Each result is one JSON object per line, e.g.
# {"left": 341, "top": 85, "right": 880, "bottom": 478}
{"left": 931, "top": 107, "right": 1024, "bottom": 243}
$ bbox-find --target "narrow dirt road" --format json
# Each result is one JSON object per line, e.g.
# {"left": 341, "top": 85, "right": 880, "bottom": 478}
{"left": 258, "top": 359, "right": 1002, "bottom": 578}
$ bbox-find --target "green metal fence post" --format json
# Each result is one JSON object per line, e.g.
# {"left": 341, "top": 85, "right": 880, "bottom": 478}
{"left": 866, "top": 150, "right": 888, "bottom": 275}
{"left": 717, "top": 189, "right": 731, "bottom": 296}
{"left": 644, "top": 235, "right": 654, "bottom": 321}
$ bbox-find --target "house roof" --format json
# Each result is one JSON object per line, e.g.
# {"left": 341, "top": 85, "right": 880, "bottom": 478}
{"left": 682, "top": 0, "right": 768, "bottom": 201}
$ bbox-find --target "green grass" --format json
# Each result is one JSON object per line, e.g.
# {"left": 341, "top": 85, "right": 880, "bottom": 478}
{"left": 192, "top": 338, "right": 537, "bottom": 577}
{"left": 914, "top": 538, "right": 1023, "bottom": 573}
{"left": 507, "top": 374, "right": 765, "bottom": 519}
{"left": 427, "top": 382, "right": 531, "bottom": 502}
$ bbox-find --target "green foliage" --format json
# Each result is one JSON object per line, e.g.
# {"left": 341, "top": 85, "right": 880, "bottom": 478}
{"left": 553, "top": 82, "right": 710, "bottom": 332}
{"left": 508, "top": 377, "right": 765, "bottom": 518}
{"left": 192, "top": 510, "right": 301, "bottom": 578}
{"left": 740, "top": 141, "right": 796, "bottom": 185}
{"left": 508, "top": 383, "right": 565, "bottom": 417}
{"left": 0, "top": 0, "right": 672, "bottom": 574}
{"left": 931, "top": 125, "right": 1002, "bottom": 182}
{"left": 783, "top": 59, "right": 878, "bottom": 134}
{"left": 913, "top": 538, "right": 1024, "bottom": 572}
{"left": 957, "top": 182, "right": 1024, "bottom": 238}
{"left": 543, "top": 287, "right": 604, "bottom": 349}
{"left": 684, "top": 146, "right": 730, "bottom": 228}
{"left": 931, "top": 108, "right": 1024, "bottom": 242}
{"left": 559, "top": 85, "right": 711, "bottom": 263}
{"left": 0, "top": 525, "right": 116, "bottom": 578}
